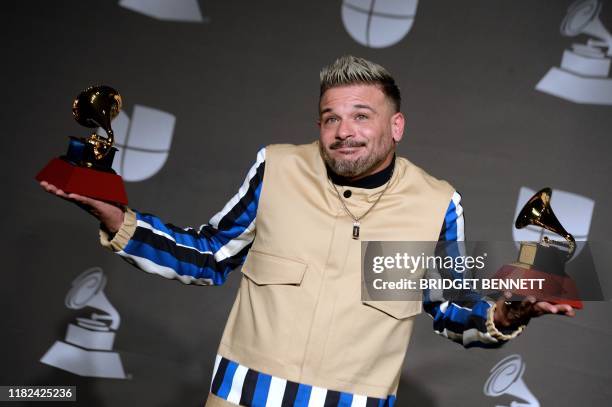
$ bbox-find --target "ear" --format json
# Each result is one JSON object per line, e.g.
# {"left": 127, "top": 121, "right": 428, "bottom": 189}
{"left": 391, "top": 112, "right": 405, "bottom": 144}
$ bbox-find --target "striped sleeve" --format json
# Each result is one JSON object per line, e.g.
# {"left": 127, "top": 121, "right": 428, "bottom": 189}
{"left": 101, "top": 147, "right": 266, "bottom": 286}
{"left": 423, "top": 191, "right": 523, "bottom": 347}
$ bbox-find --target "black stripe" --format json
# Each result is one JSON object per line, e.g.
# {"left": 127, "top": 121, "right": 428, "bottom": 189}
{"left": 438, "top": 220, "right": 448, "bottom": 241}
{"left": 139, "top": 160, "right": 263, "bottom": 242}
{"left": 211, "top": 358, "right": 229, "bottom": 394}
{"left": 281, "top": 381, "right": 299, "bottom": 407}
{"left": 132, "top": 228, "right": 252, "bottom": 278}
{"left": 216, "top": 160, "right": 265, "bottom": 231}
{"left": 432, "top": 312, "right": 487, "bottom": 336}
{"left": 324, "top": 389, "right": 341, "bottom": 407}
{"left": 198, "top": 159, "right": 264, "bottom": 237}
{"left": 366, "top": 397, "right": 380, "bottom": 407}
{"left": 239, "top": 369, "right": 258, "bottom": 406}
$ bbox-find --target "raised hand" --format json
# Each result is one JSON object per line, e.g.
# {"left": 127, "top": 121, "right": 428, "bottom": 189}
{"left": 39, "top": 181, "right": 125, "bottom": 234}
{"left": 494, "top": 291, "right": 576, "bottom": 329}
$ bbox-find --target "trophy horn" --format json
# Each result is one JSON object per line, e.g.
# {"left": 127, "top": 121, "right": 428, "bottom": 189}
{"left": 72, "top": 85, "right": 122, "bottom": 160}
{"left": 515, "top": 187, "right": 576, "bottom": 258}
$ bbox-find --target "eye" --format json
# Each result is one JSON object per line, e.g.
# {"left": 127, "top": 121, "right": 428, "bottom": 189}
{"left": 355, "top": 113, "right": 368, "bottom": 120}
{"left": 324, "top": 116, "right": 339, "bottom": 124}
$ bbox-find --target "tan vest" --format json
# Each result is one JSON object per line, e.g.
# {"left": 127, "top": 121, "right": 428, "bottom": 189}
{"left": 217, "top": 142, "right": 454, "bottom": 398}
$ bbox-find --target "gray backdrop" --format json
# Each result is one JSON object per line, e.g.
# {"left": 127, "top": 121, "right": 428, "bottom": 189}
{"left": 3, "top": 0, "right": 612, "bottom": 406}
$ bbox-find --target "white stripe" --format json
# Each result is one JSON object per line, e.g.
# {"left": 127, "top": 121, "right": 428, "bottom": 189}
{"left": 308, "top": 386, "right": 327, "bottom": 407}
{"left": 211, "top": 355, "right": 222, "bottom": 392}
{"left": 265, "top": 376, "right": 287, "bottom": 407}
{"left": 137, "top": 220, "right": 176, "bottom": 242}
{"left": 117, "top": 251, "right": 214, "bottom": 285}
{"left": 435, "top": 328, "right": 464, "bottom": 342}
{"left": 451, "top": 191, "right": 465, "bottom": 241}
{"left": 213, "top": 219, "right": 256, "bottom": 262}
{"left": 350, "top": 394, "right": 368, "bottom": 407}
{"left": 208, "top": 148, "right": 266, "bottom": 228}
{"left": 448, "top": 302, "right": 473, "bottom": 312}
{"left": 137, "top": 220, "right": 214, "bottom": 255}
{"left": 227, "top": 365, "right": 249, "bottom": 405}
{"left": 462, "top": 327, "right": 498, "bottom": 345}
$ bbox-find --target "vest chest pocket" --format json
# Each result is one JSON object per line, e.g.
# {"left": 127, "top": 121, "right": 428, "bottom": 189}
{"left": 230, "top": 250, "right": 310, "bottom": 365}
{"left": 362, "top": 299, "right": 422, "bottom": 319}
{"left": 241, "top": 250, "right": 307, "bottom": 285}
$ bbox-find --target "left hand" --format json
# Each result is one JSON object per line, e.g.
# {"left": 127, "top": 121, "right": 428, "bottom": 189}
{"left": 493, "top": 291, "right": 576, "bottom": 329}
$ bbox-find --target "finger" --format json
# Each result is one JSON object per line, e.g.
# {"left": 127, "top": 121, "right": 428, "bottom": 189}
{"left": 67, "top": 193, "right": 93, "bottom": 205}
{"left": 534, "top": 302, "right": 559, "bottom": 314}
{"left": 556, "top": 304, "right": 575, "bottom": 317}
{"left": 41, "top": 182, "right": 57, "bottom": 193}
{"left": 54, "top": 188, "right": 70, "bottom": 199}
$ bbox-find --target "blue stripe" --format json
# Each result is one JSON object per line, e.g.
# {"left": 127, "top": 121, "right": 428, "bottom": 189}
{"left": 213, "top": 191, "right": 260, "bottom": 246}
{"left": 338, "top": 392, "right": 353, "bottom": 407}
{"left": 293, "top": 384, "right": 312, "bottom": 407}
{"left": 471, "top": 300, "right": 490, "bottom": 319}
{"left": 378, "top": 398, "right": 385, "bottom": 407}
{"left": 136, "top": 184, "right": 259, "bottom": 254}
{"left": 443, "top": 303, "right": 471, "bottom": 325}
{"left": 217, "top": 360, "right": 238, "bottom": 399}
{"left": 387, "top": 395, "right": 396, "bottom": 407}
{"left": 444, "top": 200, "right": 458, "bottom": 241}
{"left": 123, "top": 240, "right": 228, "bottom": 285}
{"left": 252, "top": 372, "right": 272, "bottom": 407}
{"left": 138, "top": 213, "right": 220, "bottom": 253}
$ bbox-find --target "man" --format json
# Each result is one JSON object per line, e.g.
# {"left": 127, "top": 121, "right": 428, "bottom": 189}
{"left": 41, "top": 56, "right": 574, "bottom": 406}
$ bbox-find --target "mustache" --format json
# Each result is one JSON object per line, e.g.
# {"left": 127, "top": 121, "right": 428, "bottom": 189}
{"left": 329, "top": 140, "right": 367, "bottom": 150}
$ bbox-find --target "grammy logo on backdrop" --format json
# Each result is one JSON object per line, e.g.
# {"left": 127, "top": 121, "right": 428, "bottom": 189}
{"left": 40, "top": 267, "right": 127, "bottom": 379}
{"left": 536, "top": 0, "right": 612, "bottom": 105}
{"left": 484, "top": 354, "right": 540, "bottom": 407}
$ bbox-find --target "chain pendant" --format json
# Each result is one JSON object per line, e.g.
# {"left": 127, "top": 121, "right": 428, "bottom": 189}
{"left": 352, "top": 221, "right": 360, "bottom": 240}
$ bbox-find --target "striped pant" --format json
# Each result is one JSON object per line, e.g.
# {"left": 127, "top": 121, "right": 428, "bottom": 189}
{"left": 209, "top": 355, "right": 397, "bottom": 407}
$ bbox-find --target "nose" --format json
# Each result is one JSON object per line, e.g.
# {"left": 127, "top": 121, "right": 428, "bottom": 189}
{"left": 336, "top": 118, "right": 354, "bottom": 140}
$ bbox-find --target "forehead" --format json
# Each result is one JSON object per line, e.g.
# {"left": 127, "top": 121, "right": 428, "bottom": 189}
{"left": 319, "top": 84, "right": 388, "bottom": 112}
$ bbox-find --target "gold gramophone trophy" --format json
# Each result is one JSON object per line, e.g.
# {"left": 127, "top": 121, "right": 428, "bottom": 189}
{"left": 36, "top": 85, "right": 128, "bottom": 205}
{"left": 495, "top": 188, "right": 582, "bottom": 308}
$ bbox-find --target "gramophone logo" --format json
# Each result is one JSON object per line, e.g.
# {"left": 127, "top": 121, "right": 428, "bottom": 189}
{"left": 484, "top": 354, "right": 540, "bottom": 407}
{"left": 512, "top": 187, "right": 594, "bottom": 259}
{"left": 341, "top": 0, "right": 418, "bottom": 48}
{"left": 536, "top": 0, "right": 612, "bottom": 105}
{"left": 97, "top": 105, "right": 176, "bottom": 182}
{"left": 119, "top": 0, "right": 209, "bottom": 23}
{"left": 40, "top": 267, "right": 127, "bottom": 379}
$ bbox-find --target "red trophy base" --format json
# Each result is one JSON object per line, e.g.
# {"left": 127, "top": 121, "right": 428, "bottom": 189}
{"left": 36, "top": 158, "right": 128, "bottom": 205}
{"left": 495, "top": 264, "right": 583, "bottom": 309}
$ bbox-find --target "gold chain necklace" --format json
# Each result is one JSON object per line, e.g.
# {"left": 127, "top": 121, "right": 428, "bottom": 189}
{"left": 329, "top": 167, "right": 394, "bottom": 240}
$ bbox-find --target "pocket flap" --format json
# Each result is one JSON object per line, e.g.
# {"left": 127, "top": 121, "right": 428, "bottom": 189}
{"left": 362, "top": 300, "right": 422, "bottom": 320}
{"left": 242, "top": 250, "right": 307, "bottom": 285}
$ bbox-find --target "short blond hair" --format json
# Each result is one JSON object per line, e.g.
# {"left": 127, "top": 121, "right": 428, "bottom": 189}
{"left": 319, "top": 55, "right": 401, "bottom": 112}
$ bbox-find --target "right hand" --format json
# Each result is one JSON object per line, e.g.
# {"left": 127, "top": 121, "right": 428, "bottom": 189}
{"left": 39, "top": 181, "right": 125, "bottom": 234}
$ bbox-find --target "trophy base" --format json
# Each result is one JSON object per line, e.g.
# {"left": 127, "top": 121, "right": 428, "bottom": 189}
{"left": 495, "top": 263, "right": 583, "bottom": 309}
{"left": 36, "top": 157, "right": 128, "bottom": 205}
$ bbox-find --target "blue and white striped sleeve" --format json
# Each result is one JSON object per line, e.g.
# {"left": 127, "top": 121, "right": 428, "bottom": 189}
{"left": 423, "top": 191, "right": 524, "bottom": 347}
{"left": 99, "top": 148, "right": 266, "bottom": 286}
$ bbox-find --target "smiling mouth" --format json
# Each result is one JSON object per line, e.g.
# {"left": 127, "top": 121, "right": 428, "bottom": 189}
{"left": 334, "top": 146, "right": 362, "bottom": 154}
{"left": 330, "top": 141, "right": 366, "bottom": 154}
